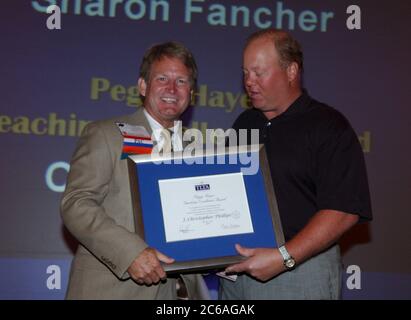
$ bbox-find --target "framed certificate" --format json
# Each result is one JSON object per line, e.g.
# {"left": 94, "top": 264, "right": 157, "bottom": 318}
{"left": 127, "top": 144, "right": 285, "bottom": 273}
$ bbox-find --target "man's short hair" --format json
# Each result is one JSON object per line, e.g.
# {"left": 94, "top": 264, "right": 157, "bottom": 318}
{"left": 246, "top": 29, "right": 303, "bottom": 72}
{"left": 139, "top": 41, "right": 198, "bottom": 89}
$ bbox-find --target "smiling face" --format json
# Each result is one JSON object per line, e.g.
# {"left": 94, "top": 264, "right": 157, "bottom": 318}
{"left": 243, "top": 37, "right": 300, "bottom": 119}
{"left": 138, "top": 56, "right": 192, "bottom": 128}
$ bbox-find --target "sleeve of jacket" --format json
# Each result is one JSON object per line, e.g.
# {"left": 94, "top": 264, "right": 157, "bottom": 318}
{"left": 60, "top": 121, "right": 147, "bottom": 279}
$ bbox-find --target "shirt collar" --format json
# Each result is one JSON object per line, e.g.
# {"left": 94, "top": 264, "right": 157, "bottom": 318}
{"left": 143, "top": 108, "right": 183, "bottom": 150}
{"left": 259, "top": 90, "right": 312, "bottom": 122}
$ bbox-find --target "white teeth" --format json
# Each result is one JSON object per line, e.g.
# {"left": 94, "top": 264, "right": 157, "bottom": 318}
{"left": 162, "top": 97, "right": 177, "bottom": 103}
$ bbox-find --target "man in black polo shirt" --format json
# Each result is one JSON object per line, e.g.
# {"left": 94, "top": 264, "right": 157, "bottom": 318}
{"left": 219, "top": 29, "right": 372, "bottom": 299}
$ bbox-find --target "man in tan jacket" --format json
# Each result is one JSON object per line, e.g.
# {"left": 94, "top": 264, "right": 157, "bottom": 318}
{"left": 61, "top": 42, "right": 206, "bottom": 299}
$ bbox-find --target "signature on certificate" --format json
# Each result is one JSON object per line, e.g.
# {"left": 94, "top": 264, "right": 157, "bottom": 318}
{"left": 178, "top": 224, "right": 194, "bottom": 234}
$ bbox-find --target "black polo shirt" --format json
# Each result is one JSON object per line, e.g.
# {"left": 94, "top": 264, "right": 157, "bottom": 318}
{"left": 232, "top": 92, "right": 372, "bottom": 241}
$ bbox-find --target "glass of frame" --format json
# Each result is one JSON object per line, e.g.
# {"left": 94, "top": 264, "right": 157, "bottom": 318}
{"left": 127, "top": 144, "right": 285, "bottom": 273}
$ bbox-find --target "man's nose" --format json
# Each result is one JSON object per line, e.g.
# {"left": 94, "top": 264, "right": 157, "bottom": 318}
{"left": 166, "top": 81, "right": 177, "bottom": 93}
{"left": 244, "top": 74, "right": 254, "bottom": 87}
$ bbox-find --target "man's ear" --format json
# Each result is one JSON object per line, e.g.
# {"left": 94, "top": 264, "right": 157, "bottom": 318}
{"left": 287, "top": 62, "right": 299, "bottom": 82}
{"left": 190, "top": 89, "right": 194, "bottom": 103}
{"left": 137, "top": 77, "right": 147, "bottom": 97}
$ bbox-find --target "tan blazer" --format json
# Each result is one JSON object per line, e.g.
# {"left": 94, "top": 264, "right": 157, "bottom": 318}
{"left": 61, "top": 108, "right": 206, "bottom": 299}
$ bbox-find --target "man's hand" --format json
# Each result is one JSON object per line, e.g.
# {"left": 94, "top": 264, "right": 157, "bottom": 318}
{"left": 224, "top": 211, "right": 359, "bottom": 282}
{"left": 127, "top": 247, "right": 174, "bottom": 285}
{"left": 224, "top": 244, "right": 285, "bottom": 282}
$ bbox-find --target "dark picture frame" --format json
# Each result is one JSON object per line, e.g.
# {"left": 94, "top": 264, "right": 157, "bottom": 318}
{"left": 127, "top": 144, "right": 285, "bottom": 273}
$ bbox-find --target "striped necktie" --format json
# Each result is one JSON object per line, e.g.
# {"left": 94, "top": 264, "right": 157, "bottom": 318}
{"left": 160, "top": 128, "right": 173, "bottom": 153}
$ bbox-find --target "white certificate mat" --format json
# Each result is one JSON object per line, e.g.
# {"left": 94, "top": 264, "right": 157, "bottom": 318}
{"left": 158, "top": 172, "right": 254, "bottom": 242}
